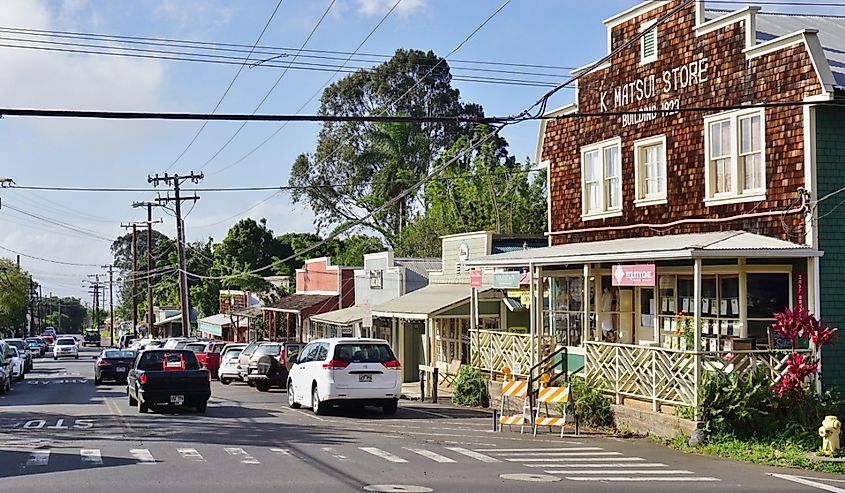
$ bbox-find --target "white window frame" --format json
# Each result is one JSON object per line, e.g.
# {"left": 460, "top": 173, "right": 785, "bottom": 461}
{"left": 580, "top": 137, "right": 623, "bottom": 220}
{"left": 633, "top": 134, "right": 668, "bottom": 206}
{"left": 640, "top": 22, "right": 658, "bottom": 65}
{"left": 703, "top": 108, "right": 767, "bottom": 206}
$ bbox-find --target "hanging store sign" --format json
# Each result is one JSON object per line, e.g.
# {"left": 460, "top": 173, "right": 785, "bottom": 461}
{"left": 469, "top": 269, "right": 483, "bottom": 288}
{"left": 795, "top": 271, "right": 806, "bottom": 312}
{"left": 492, "top": 272, "right": 520, "bottom": 289}
{"left": 362, "top": 303, "right": 373, "bottom": 328}
{"left": 612, "top": 264, "right": 656, "bottom": 287}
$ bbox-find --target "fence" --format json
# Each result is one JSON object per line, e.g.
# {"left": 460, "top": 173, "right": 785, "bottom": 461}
{"left": 585, "top": 341, "right": 811, "bottom": 412}
{"left": 470, "top": 329, "right": 555, "bottom": 377}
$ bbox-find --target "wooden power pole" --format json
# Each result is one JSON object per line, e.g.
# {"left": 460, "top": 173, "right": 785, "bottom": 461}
{"left": 148, "top": 172, "right": 203, "bottom": 337}
{"left": 103, "top": 264, "right": 116, "bottom": 347}
{"left": 132, "top": 201, "right": 161, "bottom": 338}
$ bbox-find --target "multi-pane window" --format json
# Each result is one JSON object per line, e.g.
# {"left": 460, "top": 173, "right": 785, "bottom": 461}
{"left": 641, "top": 22, "right": 657, "bottom": 64}
{"left": 634, "top": 135, "right": 667, "bottom": 205}
{"left": 581, "top": 138, "right": 622, "bottom": 219}
{"left": 704, "top": 109, "right": 766, "bottom": 205}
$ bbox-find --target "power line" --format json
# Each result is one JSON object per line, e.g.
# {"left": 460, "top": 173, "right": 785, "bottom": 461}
{"left": 165, "top": 0, "right": 287, "bottom": 171}
{"left": 0, "top": 244, "right": 102, "bottom": 267}
{"left": 0, "top": 202, "right": 114, "bottom": 242}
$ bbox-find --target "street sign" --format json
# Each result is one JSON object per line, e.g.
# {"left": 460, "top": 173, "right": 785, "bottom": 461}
{"left": 469, "top": 269, "right": 482, "bottom": 288}
{"left": 362, "top": 303, "right": 373, "bottom": 328}
{"left": 612, "top": 264, "right": 656, "bottom": 287}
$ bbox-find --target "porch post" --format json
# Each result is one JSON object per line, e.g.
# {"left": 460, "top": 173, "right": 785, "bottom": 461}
{"left": 738, "top": 258, "right": 748, "bottom": 339}
{"left": 583, "top": 264, "right": 590, "bottom": 345}
{"left": 470, "top": 286, "right": 477, "bottom": 368}
{"left": 529, "top": 262, "right": 535, "bottom": 373}
{"left": 537, "top": 265, "right": 544, "bottom": 364}
{"left": 693, "top": 257, "right": 702, "bottom": 420}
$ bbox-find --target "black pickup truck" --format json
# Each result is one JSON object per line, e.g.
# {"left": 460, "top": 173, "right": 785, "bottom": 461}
{"left": 127, "top": 349, "right": 211, "bottom": 413}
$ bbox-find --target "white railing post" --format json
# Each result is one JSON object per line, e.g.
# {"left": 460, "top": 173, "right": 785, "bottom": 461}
{"left": 652, "top": 348, "right": 658, "bottom": 412}
{"left": 615, "top": 345, "right": 621, "bottom": 405}
{"left": 693, "top": 258, "right": 702, "bottom": 421}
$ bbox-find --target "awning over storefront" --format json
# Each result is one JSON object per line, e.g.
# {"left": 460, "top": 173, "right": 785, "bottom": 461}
{"left": 372, "top": 284, "right": 483, "bottom": 320}
{"left": 465, "top": 231, "right": 822, "bottom": 267}
{"left": 154, "top": 313, "right": 182, "bottom": 326}
{"left": 310, "top": 306, "right": 362, "bottom": 326}
{"left": 263, "top": 293, "right": 336, "bottom": 314}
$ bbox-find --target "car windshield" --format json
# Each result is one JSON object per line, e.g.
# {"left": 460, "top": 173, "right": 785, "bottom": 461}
{"left": 333, "top": 343, "right": 396, "bottom": 363}
{"left": 211, "top": 344, "right": 225, "bottom": 354}
{"left": 104, "top": 350, "right": 136, "bottom": 358}
{"left": 254, "top": 344, "right": 281, "bottom": 357}
{"left": 10, "top": 347, "right": 18, "bottom": 357}
{"left": 28, "top": 341, "right": 39, "bottom": 347}
{"left": 136, "top": 351, "right": 200, "bottom": 371}
{"left": 222, "top": 349, "right": 242, "bottom": 360}
{"left": 56, "top": 338, "right": 76, "bottom": 346}
{"left": 185, "top": 343, "right": 207, "bottom": 353}
{"left": 6, "top": 340, "right": 25, "bottom": 350}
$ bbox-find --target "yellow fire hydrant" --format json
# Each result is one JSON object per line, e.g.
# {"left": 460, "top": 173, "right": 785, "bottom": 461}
{"left": 819, "top": 415, "right": 842, "bottom": 455}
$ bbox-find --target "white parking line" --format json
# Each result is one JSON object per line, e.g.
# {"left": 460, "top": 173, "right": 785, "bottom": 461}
{"left": 517, "top": 456, "right": 643, "bottom": 462}
{"left": 547, "top": 469, "right": 694, "bottom": 475}
{"left": 404, "top": 447, "right": 456, "bottom": 463}
{"left": 80, "top": 449, "right": 103, "bottom": 465}
{"left": 565, "top": 477, "right": 720, "bottom": 482}
{"left": 526, "top": 462, "right": 667, "bottom": 468}
{"left": 475, "top": 447, "right": 600, "bottom": 453}
{"left": 444, "top": 447, "right": 499, "bottom": 463}
{"left": 129, "top": 449, "right": 156, "bottom": 464}
{"left": 770, "top": 473, "right": 845, "bottom": 492}
{"left": 26, "top": 449, "right": 49, "bottom": 466}
{"left": 178, "top": 448, "right": 206, "bottom": 462}
{"left": 360, "top": 447, "right": 407, "bottom": 463}
{"left": 504, "top": 452, "right": 623, "bottom": 458}
{"left": 224, "top": 447, "right": 260, "bottom": 464}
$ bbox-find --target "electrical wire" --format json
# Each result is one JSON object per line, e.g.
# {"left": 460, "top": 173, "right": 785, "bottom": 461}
{"left": 165, "top": 0, "right": 287, "bottom": 172}
{"left": 1, "top": 202, "right": 115, "bottom": 242}
{"left": 0, "top": 244, "right": 102, "bottom": 267}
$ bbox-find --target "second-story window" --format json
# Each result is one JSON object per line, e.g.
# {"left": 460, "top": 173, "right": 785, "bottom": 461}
{"left": 704, "top": 108, "right": 766, "bottom": 205}
{"left": 581, "top": 137, "right": 622, "bottom": 219}
{"left": 641, "top": 22, "right": 658, "bottom": 64}
{"left": 634, "top": 135, "right": 667, "bottom": 206}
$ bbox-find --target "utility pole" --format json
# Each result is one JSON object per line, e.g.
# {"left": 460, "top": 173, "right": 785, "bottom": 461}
{"left": 132, "top": 201, "right": 161, "bottom": 339}
{"left": 103, "top": 264, "right": 116, "bottom": 347}
{"left": 120, "top": 223, "right": 139, "bottom": 339}
{"left": 148, "top": 172, "right": 203, "bottom": 337}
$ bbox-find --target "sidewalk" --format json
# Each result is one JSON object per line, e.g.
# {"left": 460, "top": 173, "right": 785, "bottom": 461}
{"left": 400, "top": 381, "right": 453, "bottom": 402}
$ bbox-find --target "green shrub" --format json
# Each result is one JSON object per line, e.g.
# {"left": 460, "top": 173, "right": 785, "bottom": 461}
{"left": 452, "top": 366, "right": 489, "bottom": 408}
{"left": 560, "top": 376, "right": 614, "bottom": 429}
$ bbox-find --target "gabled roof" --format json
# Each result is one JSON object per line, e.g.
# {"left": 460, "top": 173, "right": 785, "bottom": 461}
{"left": 372, "top": 284, "right": 478, "bottom": 319}
{"left": 465, "top": 231, "right": 821, "bottom": 267}
{"left": 310, "top": 306, "right": 363, "bottom": 326}
{"left": 708, "top": 9, "right": 845, "bottom": 88}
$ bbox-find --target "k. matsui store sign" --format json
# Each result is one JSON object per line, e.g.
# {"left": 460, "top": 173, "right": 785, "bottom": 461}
{"left": 612, "top": 264, "right": 656, "bottom": 287}
{"left": 598, "top": 56, "right": 710, "bottom": 127}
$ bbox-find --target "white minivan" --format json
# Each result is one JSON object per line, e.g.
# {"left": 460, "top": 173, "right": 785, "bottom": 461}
{"left": 287, "top": 338, "right": 401, "bottom": 415}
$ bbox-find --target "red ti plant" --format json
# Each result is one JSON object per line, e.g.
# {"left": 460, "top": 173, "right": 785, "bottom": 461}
{"left": 770, "top": 309, "right": 837, "bottom": 398}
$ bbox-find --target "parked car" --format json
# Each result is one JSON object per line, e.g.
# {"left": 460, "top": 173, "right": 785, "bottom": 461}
{"left": 287, "top": 338, "right": 401, "bottom": 415}
{"left": 236, "top": 341, "right": 262, "bottom": 383}
{"left": 126, "top": 349, "right": 211, "bottom": 413}
{"left": 144, "top": 340, "right": 164, "bottom": 349}
{"left": 83, "top": 330, "right": 101, "bottom": 347}
{"left": 94, "top": 349, "right": 136, "bottom": 385}
{"left": 53, "top": 337, "right": 79, "bottom": 360}
{"left": 42, "top": 327, "right": 56, "bottom": 337}
{"left": 218, "top": 344, "right": 247, "bottom": 385}
{"left": 40, "top": 334, "right": 55, "bottom": 346}
{"left": 187, "top": 341, "right": 233, "bottom": 380}
{"left": 9, "top": 346, "right": 24, "bottom": 382}
{"left": 246, "top": 342, "right": 304, "bottom": 392}
{"left": 0, "top": 341, "right": 13, "bottom": 393}
{"left": 26, "top": 337, "right": 46, "bottom": 356}
{"left": 118, "top": 334, "right": 136, "bottom": 349}
{"left": 26, "top": 339, "right": 42, "bottom": 358}
{"left": 64, "top": 334, "right": 85, "bottom": 346}
{"left": 4, "top": 339, "right": 32, "bottom": 372}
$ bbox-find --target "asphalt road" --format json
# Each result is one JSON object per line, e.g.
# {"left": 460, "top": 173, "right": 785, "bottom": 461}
{"left": 0, "top": 346, "right": 842, "bottom": 493}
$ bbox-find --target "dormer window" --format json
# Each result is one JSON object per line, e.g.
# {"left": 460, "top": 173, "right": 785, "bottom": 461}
{"left": 641, "top": 22, "right": 658, "bottom": 64}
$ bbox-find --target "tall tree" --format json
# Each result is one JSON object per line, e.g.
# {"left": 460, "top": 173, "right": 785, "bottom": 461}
{"left": 395, "top": 125, "right": 547, "bottom": 257}
{"left": 289, "top": 49, "right": 484, "bottom": 244}
{"left": 43, "top": 296, "right": 87, "bottom": 332}
{"left": 111, "top": 230, "right": 175, "bottom": 319}
{"left": 212, "top": 218, "right": 282, "bottom": 293}
{"left": 0, "top": 259, "right": 30, "bottom": 337}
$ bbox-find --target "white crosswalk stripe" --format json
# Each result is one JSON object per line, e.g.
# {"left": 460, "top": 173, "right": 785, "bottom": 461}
{"left": 404, "top": 447, "right": 456, "bottom": 463}
{"left": 129, "top": 449, "right": 156, "bottom": 464}
{"left": 178, "top": 448, "right": 206, "bottom": 462}
{"left": 445, "top": 447, "right": 499, "bottom": 463}
{"left": 360, "top": 447, "right": 407, "bottom": 463}
{"left": 525, "top": 462, "right": 668, "bottom": 468}
{"left": 26, "top": 449, "right": 49, "bottom": 466}
{"left": 504, "top": 452, "right": 624, "bottom": 458}
{"left": 476, "top": 447, "right": 602, "bottom": 453}
{"left": 224, "top": 447, "right": 260, "bottom": 464}
{"left": 323, "top": 447, "right": 350, "bottom": 462}
{"left": 566, "top": 477, "right": 720, "bottom": 482}
{"left": 514, "top": 456, "right": 644, "bottom": 462}
{"left": 270, "top": 448, "right": 292, "bottom": 456}
{"left": 547, "top": 469, "right": 694, "bottom": 475}
{"left": 80, "top": 449, "right": 102, "bottom": 465}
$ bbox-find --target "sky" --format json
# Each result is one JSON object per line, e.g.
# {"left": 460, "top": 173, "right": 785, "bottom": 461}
{"left": 0, "top": 0, "right": 840, "bottom": 301}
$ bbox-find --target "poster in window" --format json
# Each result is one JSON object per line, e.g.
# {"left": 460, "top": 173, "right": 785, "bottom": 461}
{"left": 702, "top": 298, "right": 710, "bottom": 316}
{"left": 720, "top": 299, "right": 728, "bottom": 316}
{"left": 369, "top": 270, "right": 383, "bottom": 289}
{"left": 731, "top": 298, "right": 739, "bottom": 315}
{"left": 668, "top": 298, "right": 675, "bottom": 312}
{"left": 682, "top": 298, "right": 689, "bottom": 313}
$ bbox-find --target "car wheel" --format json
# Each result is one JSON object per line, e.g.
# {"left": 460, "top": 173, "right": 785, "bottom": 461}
{"left": 138, "top": 399, "right": 148, "bottom": 413}
{"left": 196, "top": 402, "right": 207, "bottom": 414}
{"left": 255, "top": 381, "right": 271, "bottom": 392}
{"left": 247, "top": 380, "right": 255, "bottom": 388}
{"left": 288, "top": 381, "right": 300, "bottom": 408}
{"left": 94, "top": 377, "right": 101, "bottom": 386}
{"left": 53, "top": 357, "right": 57, "bottom": 360}
{"left": 219, "top": 377, "right": 231, "bottom": 385}
{"left": 382, "top": 399, "right": 398, "bottom": 415}
{"left": 312, "top": 385, "right": 326, "bottom": 416}
{"left": 75, "top": 355, "right": 79, "bottom": 360}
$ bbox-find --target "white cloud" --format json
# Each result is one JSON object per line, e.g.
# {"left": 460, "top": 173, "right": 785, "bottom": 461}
{"left": 356, "top": 0, "right": 428, "bottom": 17}
{"left": 154, "top": 0, "right": 233, "bottom": 32}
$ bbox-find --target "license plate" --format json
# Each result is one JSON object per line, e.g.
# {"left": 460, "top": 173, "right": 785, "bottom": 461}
{"left": 358, "top": 374, "right": 372, "bottom": 383}
{"left": 116, "top": 367, "right": 126, "bottom": 372}
{"left": 170, "top": 395, "right": 184, "bottom": 405}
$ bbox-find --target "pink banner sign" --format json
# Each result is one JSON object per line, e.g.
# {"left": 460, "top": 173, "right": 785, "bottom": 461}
{"left": 469, "top": 269, "right": 482, "bottom": 288}
{"left": 612, "top": 264, "right": 656, "bottom": 287}
{"left": 795, "top": 271, "right": 806, "bottom": 312}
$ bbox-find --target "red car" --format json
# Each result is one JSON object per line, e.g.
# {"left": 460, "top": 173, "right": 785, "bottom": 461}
{"left": 185, "top": 341, "right": 233, "bottom": 379}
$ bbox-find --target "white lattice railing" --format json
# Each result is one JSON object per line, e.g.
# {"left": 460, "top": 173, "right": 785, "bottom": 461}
{"left": 586, "top": 342, "right": 812, "bottom": 410}
{"left": 469, "top": 329, "right": 555, "bottom": 377}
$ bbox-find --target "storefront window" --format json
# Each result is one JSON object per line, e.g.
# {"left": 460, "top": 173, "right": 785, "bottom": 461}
{"left": 657, "top": 274, "right": 741, "bottom": 350}
{"left": 747, "top": 273, "right": 790, "bottom": 344}
{"left": 543, "top": 275, "right": 592, "bottom": 347}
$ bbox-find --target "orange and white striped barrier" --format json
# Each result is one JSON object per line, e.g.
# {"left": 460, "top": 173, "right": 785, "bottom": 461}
{"left": 533, "top": 385, "right": 570, "bottom": 438}
{"left": 499, "top": 415, "right": 526, "bottom": 426}
{"left": 499, "top": 379, "right": 529, "bottom": 434}
{"left": 501, "top": 380, "right": 528, "bottom": 398}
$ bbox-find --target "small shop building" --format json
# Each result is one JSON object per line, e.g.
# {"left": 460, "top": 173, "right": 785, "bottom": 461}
{"left": 468, "top": 1, "right": 845, "bottom": 409}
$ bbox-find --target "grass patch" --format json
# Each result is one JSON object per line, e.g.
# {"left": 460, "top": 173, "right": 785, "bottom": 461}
{"left": 659, "top": 433, "right": 845, "bottom": 474}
